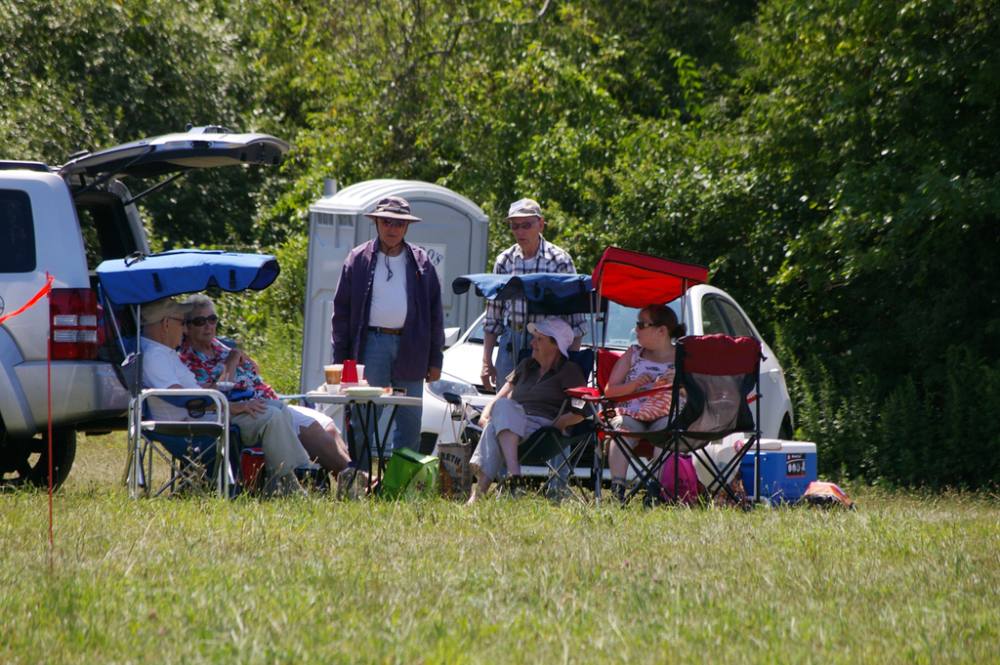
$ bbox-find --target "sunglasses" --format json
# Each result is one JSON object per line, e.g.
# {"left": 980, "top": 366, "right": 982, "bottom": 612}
{"left": 509, "top": 219, "right": 537, "bottom": 231}
{"left": 635, "top": 321, "right": 661, "bottom": 330}
{"left": 378, "top": 218, "right": 409, "bottom": 228}
{"left": 186, "top": 315, "right": 219, "bottom": 327}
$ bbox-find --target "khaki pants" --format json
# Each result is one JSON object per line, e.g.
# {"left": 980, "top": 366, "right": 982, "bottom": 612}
{"left": 469, "top": 398, "right": 550, "bottom": 481}
{"left": 231, "top": 399, "right": 310, "bottom": 495}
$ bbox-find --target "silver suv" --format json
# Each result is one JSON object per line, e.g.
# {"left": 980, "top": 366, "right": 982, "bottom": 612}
{"left": 0, "top": 127, "right": 289, "bottom": 489}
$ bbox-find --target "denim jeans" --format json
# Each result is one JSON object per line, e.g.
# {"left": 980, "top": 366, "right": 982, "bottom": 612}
{"left": 358, "top": 329, "right": 424, "bottom": 454}
{"left": 495, "top": 325, "right": 533, "bottom": 392}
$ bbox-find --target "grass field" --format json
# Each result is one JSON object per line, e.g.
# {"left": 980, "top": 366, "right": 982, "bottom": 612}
{"left": 2, "top": 433, "right": 999, "bottom": 664}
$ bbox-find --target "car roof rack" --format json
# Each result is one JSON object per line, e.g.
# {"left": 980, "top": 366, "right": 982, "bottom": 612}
{"left": 0, "top": 161, "right": 52, "bottom": 173}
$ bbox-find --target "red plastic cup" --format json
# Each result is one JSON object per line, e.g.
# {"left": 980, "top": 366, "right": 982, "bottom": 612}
{"left": 342, "top": 359, "right": 358, "bottom": 383}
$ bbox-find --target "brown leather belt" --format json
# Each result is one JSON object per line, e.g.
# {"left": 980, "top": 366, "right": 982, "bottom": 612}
{"left": 369, "top": 326, "right": 403, "bottom": 336}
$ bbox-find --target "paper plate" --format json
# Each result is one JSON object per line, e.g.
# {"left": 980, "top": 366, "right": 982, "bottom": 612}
{"left": 343, "top": 386, "right": 385, "bottom": 397}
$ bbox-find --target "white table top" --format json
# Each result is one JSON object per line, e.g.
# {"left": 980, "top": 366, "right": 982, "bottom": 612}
{"left": 306, "top": 388, "right": 422, "bottom": 407}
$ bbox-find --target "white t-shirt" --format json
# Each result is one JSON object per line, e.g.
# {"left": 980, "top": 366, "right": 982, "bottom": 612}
{"left": 368, "top": 252, "right": 408, "bottom": 328}
{"left": 140, "top": 336, "right": 203, "bottom": 421}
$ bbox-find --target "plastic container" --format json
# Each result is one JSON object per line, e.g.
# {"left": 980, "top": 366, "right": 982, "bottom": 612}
{"left": 336, "top": 462, "right": 367, "bottom": 501}
{"left": 740, "top": 441, "right": 817, "bottom": 504}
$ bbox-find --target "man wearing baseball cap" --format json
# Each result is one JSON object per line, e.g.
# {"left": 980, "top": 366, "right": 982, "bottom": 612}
{"left": 331, "top": 196, "right": 445, "bottom": 453}
{"left": 140, "top": 296, "right": 312, "bottom": 495}
{"left": 481, "top": 198, "right": 587, "bottom": 392}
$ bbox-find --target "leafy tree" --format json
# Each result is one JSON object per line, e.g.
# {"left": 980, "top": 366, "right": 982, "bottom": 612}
{"left": 0, "top": 0, "right": 268, "bottom": 249}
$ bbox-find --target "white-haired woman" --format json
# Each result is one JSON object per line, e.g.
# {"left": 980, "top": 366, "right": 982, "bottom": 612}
{"left": 179, "top": 294, "right": 350, "bottom": 474}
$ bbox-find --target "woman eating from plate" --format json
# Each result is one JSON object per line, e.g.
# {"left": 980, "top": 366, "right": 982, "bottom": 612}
{"left": 604, "top": 304, "right": 687, "bottom": 500}
{"left": 179, "top": 294, "right": 351, "bottom": 475}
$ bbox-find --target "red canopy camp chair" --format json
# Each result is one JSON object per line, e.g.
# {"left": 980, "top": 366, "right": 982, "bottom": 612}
{"left": 588, "top": 247, "right": 763, "bottom": 506}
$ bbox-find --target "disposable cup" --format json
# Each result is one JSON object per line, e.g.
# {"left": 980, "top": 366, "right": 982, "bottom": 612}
{"left": 356, "top": 364, "right": 365, "bottom": 382}
{"left": 324, "top": 364, "right": 343, "bottom": 384}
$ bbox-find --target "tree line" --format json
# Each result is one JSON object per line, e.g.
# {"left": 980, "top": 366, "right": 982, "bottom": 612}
{"left": 3, "top": 0, "right": 998, "bottom": 488}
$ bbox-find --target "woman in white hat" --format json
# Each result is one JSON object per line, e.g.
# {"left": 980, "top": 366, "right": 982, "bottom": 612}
{"left": 467, "top": 316, "right": 587, "bottom": 503}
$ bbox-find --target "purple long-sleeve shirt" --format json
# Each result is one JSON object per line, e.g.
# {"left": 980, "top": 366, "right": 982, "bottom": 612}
{"left": 331, "top": 238, "right": 444, "bottom": 381}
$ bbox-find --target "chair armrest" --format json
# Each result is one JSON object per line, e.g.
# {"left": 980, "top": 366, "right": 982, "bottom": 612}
{"left": 139, "top": 388, "right": 230, "bottom": 424}
{"left": 228, "top": 389, "right": 255, "bottom": 402}
{"left": 601, "top": 384, "right": 673, "bottom": 404}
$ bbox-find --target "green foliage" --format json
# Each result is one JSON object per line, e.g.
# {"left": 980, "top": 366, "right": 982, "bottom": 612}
{"left": 6, "top": 0, "right": 1000, "bottom": 488}
{"left": 213, "top": 236, "right": 309, "bottom": 394}
{"left": 875, "top": 349, "right": 1000, "bottom": 489}
{"left": 239, "top": 0, "right": 753, "bottom": 266}
{"left": 0, "top": 0, "right": 273, "bottom": 249}
{"left": 721, "top": 0, "right": 1000, "bottom": 486}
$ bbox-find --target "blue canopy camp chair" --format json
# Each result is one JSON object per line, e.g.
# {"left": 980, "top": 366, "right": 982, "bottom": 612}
{"left": 452, "top": 272, "right": 604, "bottom": 502}
{"left": 96, "top": 249, "right": 280, "bottom": 498}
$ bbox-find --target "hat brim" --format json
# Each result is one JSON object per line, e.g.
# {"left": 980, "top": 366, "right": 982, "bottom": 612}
{"left": 141, "top": 301, "right": 196, "bottom": 325}
{"left": 364, "top": 212, "right": 422, "bottom": 223}
{"left": 503, "top": 212, "right": 542, "bottom": 223}
{"left": 527, "top": 323, "right": 569, "bottom": 357}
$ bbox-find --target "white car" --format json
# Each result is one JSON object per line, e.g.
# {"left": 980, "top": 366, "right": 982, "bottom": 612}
{"left": 419, "top": 284, "right": 794, "bottom": 456}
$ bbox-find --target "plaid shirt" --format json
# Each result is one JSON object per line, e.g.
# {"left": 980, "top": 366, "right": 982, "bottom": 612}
{"left": 483, "top": 237, "right": 588, "bottom": 337}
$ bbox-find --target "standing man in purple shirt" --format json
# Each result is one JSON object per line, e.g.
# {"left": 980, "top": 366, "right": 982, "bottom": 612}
{"left": 331, "top": 196, "right": 444, "bottom": 453}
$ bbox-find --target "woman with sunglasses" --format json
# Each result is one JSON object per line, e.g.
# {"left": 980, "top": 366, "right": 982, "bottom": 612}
{"left": 179, "top": 294, "right": 351, "bottom": 475}
{"left": 603, "top": 304, "right": 687, "bottom": 499}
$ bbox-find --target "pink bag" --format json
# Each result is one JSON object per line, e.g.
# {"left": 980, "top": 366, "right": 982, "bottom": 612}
{"left": 660, "top": 453, "right": 698, "bottom": 504}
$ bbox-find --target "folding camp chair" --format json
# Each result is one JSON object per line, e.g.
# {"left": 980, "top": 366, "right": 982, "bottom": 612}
{"left": 100, "top": 303, "right": 246, "bottom": 497}
{"left": 130, "top": 387, "right": 235, "bottom": 497}
{"left": 498, "top": 348, "right": 602, "bottom": 502}
{"left": 96, "top": 249, "right": 282, "bottom": 499}
{"left": 586, "top": 246, "right": 731, "bottom": 505}
{"left": 602, "top": 334, "right": 763, "bottom": 506}
{"left": 451, "top": 273, "right": 604, "bottom": 501}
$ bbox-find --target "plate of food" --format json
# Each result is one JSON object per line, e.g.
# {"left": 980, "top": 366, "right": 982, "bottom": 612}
{"left": 343, "top": 386, "right": 385, "bottom": 398}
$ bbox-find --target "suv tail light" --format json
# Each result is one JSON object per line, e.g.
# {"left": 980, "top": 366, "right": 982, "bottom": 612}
{"left": 50, "top": 288, "right": 99, "bottom": 360}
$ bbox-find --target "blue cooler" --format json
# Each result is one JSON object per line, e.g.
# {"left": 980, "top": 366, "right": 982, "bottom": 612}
{"left": 740, "top": 440, "right": 817, "bottom": 504}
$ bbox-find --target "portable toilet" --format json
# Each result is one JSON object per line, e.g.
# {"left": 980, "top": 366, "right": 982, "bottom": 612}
{"left": 300, "top": 179, "right": 489, "bottom": 394}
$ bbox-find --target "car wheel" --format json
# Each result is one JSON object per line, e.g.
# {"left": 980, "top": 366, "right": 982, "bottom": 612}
{"left": 0, "top": 427, "right": 77, "bottom": 490}
{"left": 778, "top": 415, "right": 794, "bottom": 441}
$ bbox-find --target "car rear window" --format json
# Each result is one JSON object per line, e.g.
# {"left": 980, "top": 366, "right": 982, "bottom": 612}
{"left": 701, "top": 296, "right": 728, "bottom": 336}
{"left": 0, "top": 189, "right": 36, "bottom": 273}
{"left": 718, "top": 298, "right": 755, "bottom": 339}
{"left": 74, "top": 191, "right": 137, "bottom": 271}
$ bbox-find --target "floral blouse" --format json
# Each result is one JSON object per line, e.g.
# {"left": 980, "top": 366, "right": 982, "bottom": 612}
{"left": 179, "top": 338, "right": 277, "bottom": 400}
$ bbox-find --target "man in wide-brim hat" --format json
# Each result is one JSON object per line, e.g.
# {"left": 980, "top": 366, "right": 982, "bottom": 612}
{"left": 331, "top": 196, "right": 444, "bottom": 454}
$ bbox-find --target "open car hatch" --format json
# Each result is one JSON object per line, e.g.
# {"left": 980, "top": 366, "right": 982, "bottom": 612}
{"left": 59, "top": 126, "right": 292, "bottom": 180}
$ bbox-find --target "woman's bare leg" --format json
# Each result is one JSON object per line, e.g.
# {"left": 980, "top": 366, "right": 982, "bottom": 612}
{"left": 467, "top": 472, "right": 492, "bottom": 504}
{"left": 498, "top": 430, "right": 521, "bottom": 476}
{"left": 467, "top": 429, "right": 522, "bottom": 504}
{"left": 297, "top": 421, "right": 350, "bottom": 474}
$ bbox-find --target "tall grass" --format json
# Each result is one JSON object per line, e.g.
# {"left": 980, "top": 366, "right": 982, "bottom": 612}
{"left": 2, "top": 434, "right": 999, "bottom": 663}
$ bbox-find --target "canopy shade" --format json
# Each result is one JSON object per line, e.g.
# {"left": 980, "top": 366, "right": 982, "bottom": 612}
{"left": 452, "top": 273, "right": 595, "bottom": 315}
{"left": 97, "top": 250, "right": 280, "bottom": 305}
{"left": 591, "top": 247, "right": 708, "bottom": 308}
